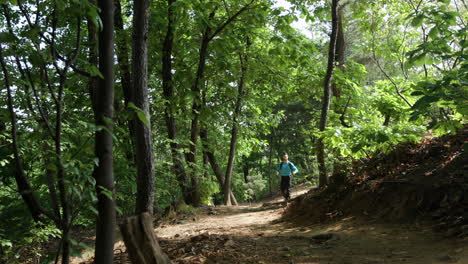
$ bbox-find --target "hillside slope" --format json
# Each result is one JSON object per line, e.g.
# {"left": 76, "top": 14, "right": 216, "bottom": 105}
{"left": 284, "top": 126, "right": 467, "bottom": 237}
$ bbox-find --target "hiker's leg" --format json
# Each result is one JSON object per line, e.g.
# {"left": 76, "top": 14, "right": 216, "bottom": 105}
{"left": 285, "top": 176, "right": 291, "bottom": 200}
{"left": 280, "top": 177, "right": 287, "bottom": 199}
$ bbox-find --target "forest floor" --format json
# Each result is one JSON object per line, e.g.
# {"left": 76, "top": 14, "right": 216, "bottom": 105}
{"left": 73, "top": 185, "right": 468, "bottom": 264}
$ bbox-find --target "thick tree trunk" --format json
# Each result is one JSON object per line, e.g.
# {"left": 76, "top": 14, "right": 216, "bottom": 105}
{"left": 0, "top": 44, "right": 46, "bottom": 223}
{"left": 132, "top": 0, "right": 155, "bottom": 214}
{"left": 161, "top": 0, "right": 191, "bottom": 204}
{"left": 223, "top": 54, "right": 247, "bottom": 205}
{"left": 120, "top": 213, "right": 171, "bottom": 264}
{"left": 94, "top": 0, "right": 116, "bottom": 262}
{"left": 316, "top": 0, "right": 340, "bottom": 188}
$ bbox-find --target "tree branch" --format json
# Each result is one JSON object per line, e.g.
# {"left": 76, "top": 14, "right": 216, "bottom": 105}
{"left": 208, "top": 0, "right": 255, "bottom": 42}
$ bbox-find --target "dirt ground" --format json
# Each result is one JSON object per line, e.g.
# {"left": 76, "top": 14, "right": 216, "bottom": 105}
{"left": 74, "top": 185, "right": 468, "bottom": 264}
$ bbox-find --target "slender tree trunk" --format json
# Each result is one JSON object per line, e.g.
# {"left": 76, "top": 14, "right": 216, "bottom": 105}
{"left": 0, "top": 44, "right": 46, "bottom": 223}
{"left": 54, "top": 76, "right": 71, "bottom": 264}
{"left": 316, "top": 0, "right": 340, "bottom": 188}
{"left": 223, "top": 54, "right": 247, "bottom": 205}
{"left": 161, "top": 0, "right": 191, "bottom": 204}
{"left": 243, "top": 165, "right": 249, "bottom": 184}
{"left": 94, "top": 0, "right": 116, "bottom": 262}
{"left": 132, "top": 0, "right": 155, "bottom": 214}
{"left": 114, "top": 0, "right": 137, "bottom": 163}
{"left": 114, "top": 0, "right": 132, "bottom": 105}
{"left": 186, "top": 4, "right": 252, "bottom": 206}
{"left": 267, "top": 141, "right": 273, "bottom": 196}
{"left": 186, "top": 13, "right": 214, "bottom": 207}
{"left": 200, "top": 128, "right": 238, "bottom": 205}
{"left": 332, "top": 8, "right": 345, "bottom": 97}
{"left": 383, "top": 113, "right": 391, "bottom": 126}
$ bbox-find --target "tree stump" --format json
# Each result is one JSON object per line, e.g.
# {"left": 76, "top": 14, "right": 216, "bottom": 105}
{"left": 120, "top": 212, "right": 172, "bottom": 264}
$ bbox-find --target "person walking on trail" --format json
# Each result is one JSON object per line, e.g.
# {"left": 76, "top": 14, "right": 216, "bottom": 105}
{"left": 276, "top": 152, "right": 298, "bottom": 201}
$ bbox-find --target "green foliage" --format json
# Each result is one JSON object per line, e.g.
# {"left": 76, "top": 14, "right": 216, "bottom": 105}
{"left": 198, "top": 176, "right": 220, "bottom": 205}
{"left": 0, "top": 0, "right": 466, "bottom": 261}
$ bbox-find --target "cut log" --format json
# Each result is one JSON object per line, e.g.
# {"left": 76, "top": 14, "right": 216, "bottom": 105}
{"left": 120, "top": 212, "right": 172, "bottom": 264}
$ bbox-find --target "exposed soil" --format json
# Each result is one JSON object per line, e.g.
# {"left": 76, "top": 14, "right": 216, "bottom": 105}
{"left": 71, "top": 185, "right": 467, "bottom": 264}
{"left": 284, "top": 126, "right": 467, "bottom": 238}
{"left": 71, "top": 128, "right": 467, "bottom": 264}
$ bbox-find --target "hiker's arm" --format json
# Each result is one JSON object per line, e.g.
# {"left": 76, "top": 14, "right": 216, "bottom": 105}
{"left": 291, "top": 163, "right": 299, "bottom": 175}
{"left": 276, "top": 163, "right": 280, "bottom": 175}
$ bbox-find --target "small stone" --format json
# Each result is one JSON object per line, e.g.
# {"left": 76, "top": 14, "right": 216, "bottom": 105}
{"left": 276, "top": 246, "right": 291, "bottom": 251}
{"left": 190, "top": 233, "right": 209, "bottom": 242}
{"left": 174, "top": 234, "right": 180, "bottom": 238}
{"left": 437, "top": 254, "right": 459, "bottom": 263}
{"left": 224, "top": 239, "right": 235, "bottom": 247}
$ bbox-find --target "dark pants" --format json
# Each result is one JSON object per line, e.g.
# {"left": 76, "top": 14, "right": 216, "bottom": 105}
{"left": 280, "top": 176, "right": 292, "bottom": 200}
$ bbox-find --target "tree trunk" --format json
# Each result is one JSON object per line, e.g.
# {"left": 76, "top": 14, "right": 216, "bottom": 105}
{"left": 161, "top": 0, "right": 191, "bottom": 204}
{"left": 132, "top": 0, "right": 155, "bottom": 214}
{"left": 94, "top": 0, "right": 116, "bottom": 262}
{"left": 267, "top": 140, "right": 273, "bottom": 196}
{"left": 186, "top": 11, "right": 215, "bottom": 207}
{"left": 332, "top": 8, "right": 345, "bottom": 97}
{"left": 243, "top": 164, "right": 249, "bottom": 184}
{"left": 383, "top": 113, "right": 391, "bottom": 126}
{"left": 200, "top": 128, "right": 238, "bottom": 205}
{"left": 120, "top": 213, "right": 171, "bottom": 264}
{"left": 114, "top": 0, "right": 137, "bottom": 164}
{"left": 0, "top": 44, "right": 46, "bottom": 223}
{"left": 223, "top": 54, "right": 247, "bottom": 205}
{"left": 316, "top": 0, "right": 340, "bottom": 188}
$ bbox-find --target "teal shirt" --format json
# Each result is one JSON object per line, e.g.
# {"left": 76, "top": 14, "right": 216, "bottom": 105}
{"left": 277, "top": 161, "right": 298, "bottom": 176}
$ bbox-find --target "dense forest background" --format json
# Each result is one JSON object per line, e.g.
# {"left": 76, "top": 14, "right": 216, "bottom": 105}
{"left": 0, "top": 0, "right": 466, "bottom": 262}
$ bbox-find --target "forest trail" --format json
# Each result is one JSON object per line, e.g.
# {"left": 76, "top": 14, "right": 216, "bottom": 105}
{"left": 74, "top": 185, "right": 468, "bottom": 264}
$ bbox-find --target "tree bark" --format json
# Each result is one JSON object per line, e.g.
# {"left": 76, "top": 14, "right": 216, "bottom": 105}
{"left": 186, "top": 3, "right": 252, "bottom": 206}
{"left": 0, "top": 44, "right": 46, "bottom": 223}
{"left": 200, "top": 128, "right": 238, "bottom": 205}
{"left": 267, "top": 139, "right": 273, "bottom": 196}
{"left": 243, "top": 164, "right": 249, "bottom": 184}
{"left": 332, "top": 8, "right": 345, "bottom": 97}
{"left": 186, "top": 12, "right": 215, "bottom": 206}
{"left": 223, "top": 54, "right": 247, "bottom": 205}
{"left": 120, "top": 213, "right": 171, "bottom": 264}
{"left": 161, "top": 0, "right": 191, "bottom": 204}
{"left": 316, "top": 0, "right": 340, "bottom": 188}
{"left": 94, "top": 0, "right": 116, "bottom": 262}
{"left": 132, "top": 0, "right": 155, "bottom": 214}
{"left": 114, "top": 0, "right": 137, "bottom": 164}
{"left": 383, "top": 113, "right": 391, "bottom": 126}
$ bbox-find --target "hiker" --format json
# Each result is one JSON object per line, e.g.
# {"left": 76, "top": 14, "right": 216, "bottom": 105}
{"left": 276, "top": 152, "right": 298, "bottom": 201}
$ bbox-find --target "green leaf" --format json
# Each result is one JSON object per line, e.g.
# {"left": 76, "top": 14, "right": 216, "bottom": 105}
{"left": 412, "top": 95, "right": 439, "bottom": 109}
{"left": 136, "top": 111, "right": 149, "bottom": 126}
{"left": 411, "top": 14, "right": 424, "bottom": 28}
{"left": 410, "top": 91, "right": 425, "bottom": 96}
{"left": 428, "top": 27, "right": 439, "bottom": 39}
{"left": 88, "top": 65, "right": 104, "bottom": 79}
{"left": 128, "top": 102, "right": 149, "bottom": 126}
{"left": 0, "top": 32, "right": 16, "bottom": 43}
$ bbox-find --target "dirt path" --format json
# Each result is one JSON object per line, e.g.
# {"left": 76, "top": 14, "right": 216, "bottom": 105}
{"left": 76, "top": 186, "right": 468, "bottom": 264}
